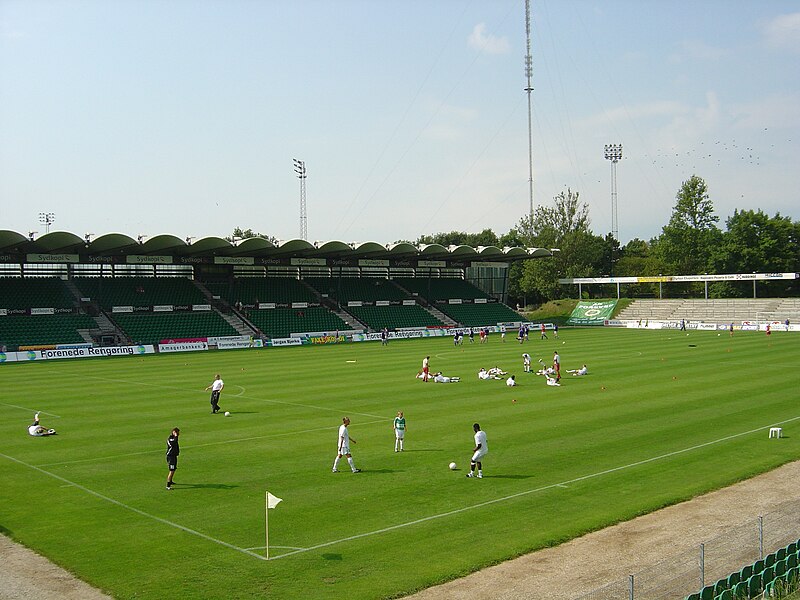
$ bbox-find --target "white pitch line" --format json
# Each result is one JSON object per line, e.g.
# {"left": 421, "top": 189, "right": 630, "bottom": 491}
{"left": 83, "top": 374, "right": 387, "bottom": 420}
{"left": 270, "top": 415, "right": 800, "bottom": 560}
{"left": 0, "top": 451, "right": 267, "bottom": 561}
{"left": 245, "top": 545, "right": 307, "bottom": 551}
{"left": 0, "top": 403, "right": 61, "bottom": 418}
{"left": 36, "top": 418, "right": 390, "bottom": 467}
{"left": 230, "top": 385, "right": 246, "bottom": 397}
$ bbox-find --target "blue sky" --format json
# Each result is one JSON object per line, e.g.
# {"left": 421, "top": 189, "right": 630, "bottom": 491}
{"left": 1, "top": 0, "right": 798, "bottom": 246}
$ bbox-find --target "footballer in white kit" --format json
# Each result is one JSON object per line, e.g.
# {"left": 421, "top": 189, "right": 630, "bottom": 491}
{"left": 332, "top": 417, "right": 361, "bottom": 473}
{"left": 467, "top": 423, "right": 488, "bottom": 478}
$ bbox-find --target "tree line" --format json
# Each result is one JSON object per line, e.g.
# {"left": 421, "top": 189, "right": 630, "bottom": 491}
{"left": 411, "top": 175, "right": 800, "bottom": 304}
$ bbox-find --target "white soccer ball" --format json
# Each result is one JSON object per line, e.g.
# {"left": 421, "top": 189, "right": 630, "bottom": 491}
{"left": 449, "top": 462, "right": 457, "bottom": 470}
{"left": 224, "top": 411, "right": 231, "bottom": 417}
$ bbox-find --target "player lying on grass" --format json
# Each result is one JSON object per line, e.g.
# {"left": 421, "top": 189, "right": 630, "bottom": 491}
{"left": 477, "top": 368, "right": 504, "bottom": 380}
{"left": 28, "top": 412, "right": 56, "bottom": 436}
{"left": 567, "top": 364, "right": 588, "bottom": 376}
{"left": 545, "top": 374, "right": 561, "bottom": 387}
{"left": 433, "top": 372, "right": 460, "bottom": 383}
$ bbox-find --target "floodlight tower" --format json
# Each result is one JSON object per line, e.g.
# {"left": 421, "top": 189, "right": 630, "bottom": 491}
{"left": 38, "top": 212, "right": 55, "bottom": 234}
{"left": 293, "top": 159, "right": 307, "bottom": 241}
{"left": 604, "top": 144, "right": 622, "bottom": 241}
{"left": 524, "top": 0, "right": 534, "bottom": 221}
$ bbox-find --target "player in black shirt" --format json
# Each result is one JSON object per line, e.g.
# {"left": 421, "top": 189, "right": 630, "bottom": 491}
{"left": 166, "top": 427, "right": 180, "bottom": 490}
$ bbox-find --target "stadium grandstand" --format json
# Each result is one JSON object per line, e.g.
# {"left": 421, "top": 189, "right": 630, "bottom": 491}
{"left": 0, "top": 230, "right": 550, "bottom": 350}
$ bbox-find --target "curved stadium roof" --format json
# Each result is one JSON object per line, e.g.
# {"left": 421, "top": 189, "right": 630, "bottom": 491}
{"left": 0, "top": 230, "right": 556, "bottom": 263}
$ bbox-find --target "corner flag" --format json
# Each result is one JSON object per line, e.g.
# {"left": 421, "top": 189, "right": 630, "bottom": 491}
{"left": 265, "top": 491, "right": 282, "bottom": 559}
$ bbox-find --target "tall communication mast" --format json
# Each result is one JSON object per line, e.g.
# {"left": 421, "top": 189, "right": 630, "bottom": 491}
{"left": 524, "top": 0, "right": 534, "bottom": 221}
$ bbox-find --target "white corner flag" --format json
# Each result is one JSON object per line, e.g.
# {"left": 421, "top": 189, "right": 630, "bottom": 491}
{"left": 265, "top": 491, "right": 282, "bottom": 559}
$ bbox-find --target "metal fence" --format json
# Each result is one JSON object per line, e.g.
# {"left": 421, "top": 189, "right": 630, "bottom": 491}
{"left": 574, "top": 499, "right": 800, "bottom": 600}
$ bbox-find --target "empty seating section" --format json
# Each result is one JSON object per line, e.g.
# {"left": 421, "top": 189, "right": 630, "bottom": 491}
{"left": 112, "top": 312, "right": 237, "bottom": 345}
{"left": 436, "top": 302, "right": 525, "bottom": 327}
{"left": 618, "top": 299, "right": 800, "bottom": 324}
{"left": 303, "top": 277, "right": 407, "bottom": 302}
{"left": 74, "top": 277, "right": 205, "bottom": 309}
{"left": 247, "top": 307, "right": 348, "bottom": 338}
{"left": 0, "top": 277, "right": 76, "bottom": 309}
{"left": 0, "top": 314, "right": 95, "bottom": 349}
{"left": 393, "top": 277, "right": 491, "bottom": 302}
{"left": 346, "top": 305, "right": 444, "bottom": 330}
{"left": 684, "top": 539, "right": 800, "bottom": 600}
{"left": 206, "top": 278, "right": 316, "bottom": 305}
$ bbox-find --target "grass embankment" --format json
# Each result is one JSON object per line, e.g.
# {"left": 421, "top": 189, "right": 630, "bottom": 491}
{"left": 522, "top": 297, "right": 632, "bottom": 324}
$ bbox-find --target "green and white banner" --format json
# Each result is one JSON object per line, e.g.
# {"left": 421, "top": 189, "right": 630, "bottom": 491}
{"left": 567, "top": 300, "right": 617, "bottom": 325}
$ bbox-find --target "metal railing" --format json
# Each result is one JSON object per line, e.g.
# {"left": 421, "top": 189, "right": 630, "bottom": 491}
{"left": 574, "top": 499, "right": 800, "bottom": 600}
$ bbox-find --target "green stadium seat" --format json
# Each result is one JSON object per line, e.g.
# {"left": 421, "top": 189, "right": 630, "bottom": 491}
{"left": 775, "top": 558, "right": 787, "bottom": 577}
{"left": 761, "top": 565, "right": 774, "bottom": 585}
{"left": 684, "top": 593, "right": 700, "bottom": 600}
{"left": 740, "top": 565, "right": 752, "bottom": 580}
{"left": 712, "top": 578, "right": 728, "bottom": 595}
{"left": 765, "top": 553, "right": 776, "bottom": 568}
{"left": 752, "top": 559, "right": 764, "bottom": 575}
{"left": 746, "top": 572, "right": 762, "bottom": 597}
{"left": 699, "top": 584, "right": 714, "bottom": 600}
{"left": 715, "top": 589, "right": 732, "bottom": 600}
{"left": 726, "top": 571, "right": 740, "bottom": 588}
{"left": 732, "top": 580, "right": 747, "bottom": 599}
{"left": 788, "top": 552, "right": 798, "bottom": 569}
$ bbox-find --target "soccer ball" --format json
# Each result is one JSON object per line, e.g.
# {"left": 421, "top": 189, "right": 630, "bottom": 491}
{"left": 449, "top": 462, "right": 457, "bottom": 470}
{"left": 224, "top": 411, "right": 231, "bottom": 417}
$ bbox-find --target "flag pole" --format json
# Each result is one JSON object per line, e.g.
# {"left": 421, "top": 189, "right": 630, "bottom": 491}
{"left": 265, "top": 491, "right": 270, "bottom": 560}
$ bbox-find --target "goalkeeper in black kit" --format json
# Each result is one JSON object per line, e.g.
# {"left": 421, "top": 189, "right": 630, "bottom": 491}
{"left": 166, "top": 427, "right": 180, "bottom": 490}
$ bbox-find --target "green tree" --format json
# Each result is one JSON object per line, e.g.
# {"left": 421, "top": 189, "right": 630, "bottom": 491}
{"left": 225, "top": 227, "right": 277, "bottom": 244}
{"left": 656, "top": 175, "right": 721, "bottom": 276}
{"left": 712, "top": 209, "right": 800, "bottom": 296}
{"left": 415, "top": 229, "right": 500, "bottom": 248}
{"left": 514, "top": 189, "right": 605, "bottom": 303}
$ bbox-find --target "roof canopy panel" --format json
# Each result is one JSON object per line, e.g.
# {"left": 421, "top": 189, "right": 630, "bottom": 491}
{"left": 139, "top": 235, "right": 187, "bottom": 255}
{"left": 89, "top": 233, "right": 139, "bottom": 255}
{"left": 33, "top": 231, "right": 86, "bottom": 254}
{"left": 0, "top": 230, "right": 555, "bottom": 264}
{"left": 0, "top": 230, "right": 32, "bottom": 252}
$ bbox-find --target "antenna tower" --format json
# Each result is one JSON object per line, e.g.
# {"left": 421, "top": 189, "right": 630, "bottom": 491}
{"left": 524, "top": 0, "right": 534, "bottom": 221}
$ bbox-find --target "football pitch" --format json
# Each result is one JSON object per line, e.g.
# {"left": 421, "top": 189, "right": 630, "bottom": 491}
{"left": 1, "top": 328, "right": 798, "bottom": 599}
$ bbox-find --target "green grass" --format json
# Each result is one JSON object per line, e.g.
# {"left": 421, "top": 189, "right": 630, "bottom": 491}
{"left": 1, "top": 329, "right": 798, "bottom": 599}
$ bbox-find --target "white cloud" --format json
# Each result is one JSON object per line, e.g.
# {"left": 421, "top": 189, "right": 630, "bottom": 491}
{"left": 760, "top": 12, "right": 800, "bottom": 52}
{"left": 468, "top": 23, "right": 510, "bottom": 55}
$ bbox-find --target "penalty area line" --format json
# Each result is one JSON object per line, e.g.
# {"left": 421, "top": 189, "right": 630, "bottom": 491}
{"left": 0, "top": 403, "right": 61, "bottom": 418}
{"left": 271, "top": 415, "right": 800, "bottom": 560}
{"left": 0, "top": 452, "right": 267, "bottom": 561}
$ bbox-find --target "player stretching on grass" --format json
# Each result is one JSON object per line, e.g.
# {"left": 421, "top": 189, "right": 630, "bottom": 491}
{"left": 332, "top": 417, "right": 361, "bottom": 473}
{"left": 393, "top": 411, "right": 406, "bottom": 452}
{"left": 28, "top": 412, "right": 56, "bottom": 436}
{"left": 466, "top": 423, "right": 488, "bottom": 479}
